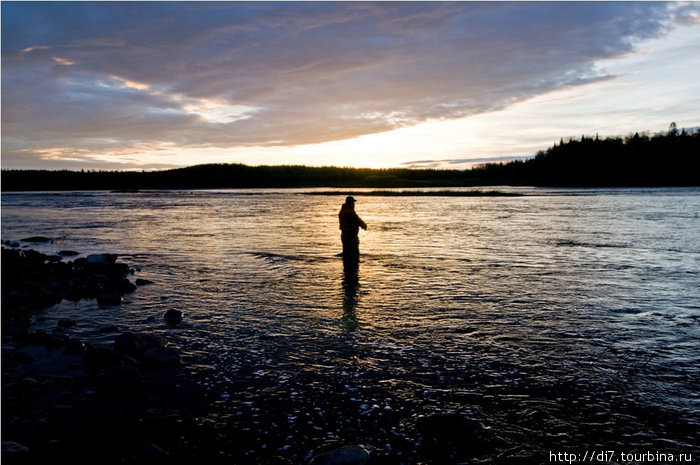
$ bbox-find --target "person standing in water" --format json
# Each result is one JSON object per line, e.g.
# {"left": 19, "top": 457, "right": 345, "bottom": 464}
{"left": 338, "top": 196, "right": 367, "bottom": 263}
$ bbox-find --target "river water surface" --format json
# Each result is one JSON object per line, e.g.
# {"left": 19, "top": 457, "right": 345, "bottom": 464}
{"left": 2, "top": 187, "right": 699, "bottom": 462}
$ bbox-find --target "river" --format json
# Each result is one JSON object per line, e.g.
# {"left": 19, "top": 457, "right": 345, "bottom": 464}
{"left": 2, "top": 187, "right": 698, "bottom": 462}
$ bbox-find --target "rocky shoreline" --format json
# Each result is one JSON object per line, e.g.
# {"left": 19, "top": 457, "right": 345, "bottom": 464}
{"left": 1, "top": 244, "right": 208, "bottom": 464}
{"left": 2, "top": 244, "right": 496, "bottom": 464}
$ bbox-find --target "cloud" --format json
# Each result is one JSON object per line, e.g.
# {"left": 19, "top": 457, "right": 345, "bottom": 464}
{"left": 0, "top": 2, "right": 691, "bottom": 168}
{"left": 402, "top": 155, "right": 532, "bottom": 169}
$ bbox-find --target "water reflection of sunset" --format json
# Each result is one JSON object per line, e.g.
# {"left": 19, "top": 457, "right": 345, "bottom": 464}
{"left": 2, "top": 188, "right": 698, "bottom": 462}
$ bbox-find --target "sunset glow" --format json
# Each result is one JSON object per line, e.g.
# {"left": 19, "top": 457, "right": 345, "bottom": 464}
{"left": 2, "top": 2, "right": 699, "bottom": 170}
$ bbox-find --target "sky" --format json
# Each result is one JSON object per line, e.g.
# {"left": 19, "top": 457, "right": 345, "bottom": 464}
{"left": 2, "top": 1, "right": 700, "bottom": 171}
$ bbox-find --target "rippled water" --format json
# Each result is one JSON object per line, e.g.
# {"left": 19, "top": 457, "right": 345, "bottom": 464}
{"left": 2, "top": 187, "right": 699, "bottom": 461}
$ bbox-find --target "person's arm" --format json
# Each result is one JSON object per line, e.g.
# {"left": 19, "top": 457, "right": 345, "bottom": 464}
{"left": 356, "top": 214, "right": 367, "bottom": 230}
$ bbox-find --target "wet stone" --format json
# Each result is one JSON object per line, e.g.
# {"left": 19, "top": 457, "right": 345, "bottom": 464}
{"left": 58, "top": 250, "right": 80, "bottom": 257}
{"left": 416, "top": 413, "right": 486, "bottom": 439}
{"left": 97, "top": 292, "right": 123, "bottom": 307}
{"left": 163, "top": 309, "right": 183, "bottom": 325}
{"left": 308, "top": 445, "right": 369, "bottom": 465}
{"left": 143, "top": 347, "right": 181, "bottom": 366}
{"left": 20, "top": 236, "right": 52, "bottom": 243}
{"left": 2, "top": 246, "right": 138, "bottom": 328}
{"left": 84, "top": 345, "right": 130, "bottom": 370}
{"left": 416, "top": 413, "right": 489, "bottom": 461}
{"left": 99, "top": 365, "right": 144, "bottom": 395}
{"left": 114, "top": 332, "right": 168, "bottom": 357}
{"left": 140, "top": 443, "right": 170, "bottom": 458}
{"left": 86, "top": 253, "right": 118, "bottom": 265}
{"left": 2, "top": 440, "right": 30, "bottom": 456}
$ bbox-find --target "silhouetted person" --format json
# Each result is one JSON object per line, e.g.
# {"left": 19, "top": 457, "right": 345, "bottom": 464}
{"left": 338, "top": 196, "right": 367, "bottom": 264}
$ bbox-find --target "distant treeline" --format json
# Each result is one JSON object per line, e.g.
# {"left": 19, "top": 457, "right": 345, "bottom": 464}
{"left": 474, "top": 127, "right": 700, "bottom": 187}
{"left": 2, "top": 128, "right": 699, "bottom": 191}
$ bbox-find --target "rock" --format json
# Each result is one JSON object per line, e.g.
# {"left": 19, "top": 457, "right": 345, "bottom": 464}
{"left": 135, "top": 278, "right": 155, "bottom": 286}
{"left": 65, "top": 338, "right": 87, "bottom": 355}
{"left": 33, "top": 288, "right": 62, "bottom": 309}
{"left": 2, "top": 247, "right": 138, "bottom": 325}
{"left": 117, "top": 278, "right": 137, "bottom": 293}
{"left": 415, "top": 413, "right": 486, "bottom": 440}
{"left": 84, "top": 345, "right": 132, "bottom": 370}
{"left": 86, "top": 253, "right": 118, "bottom": 265}
{"left": 56, "top": 319, "right": 77, "bottom": 331}
{"left": 308, "top": 445, "right": 369, "bottom": 465}
{"left": 22, "top": 377, "right": 39, "bottom": 386}
{"left": 114, "top": 332, "right": 168, "bottom": 357}
{"left": 141, "top": 442, "right": 170, "bottom": 458}
{"left": 4, "top": 323, "right": 27, "bottom": 337}
{"left": 20, "top": 236, "right": 52, "bottom": 243}
{"left": 415, "top": 414, "right": 488, "bottom": 460}
{"left": 124, "top": 278, "right": 138, "bottom": 291}
{"left": 58, "top": 250, "right": 80, "bottom": 257}
{"left": 114, "top": 332, "right": 180, "bottom": 366}
{"left": 99, "top": 365, "right": 144, "bottom": 395}
{"left": 163, "top": 310, "right": 183, "bottom": 325}
{"left": 2, "top": 440, "right": 30, "bottom": 456}
{"left": 97, "top": 292, "right": 123, "bottom": 306}
{"left": 143, "top": 347, "right": 181, "bottom": 366}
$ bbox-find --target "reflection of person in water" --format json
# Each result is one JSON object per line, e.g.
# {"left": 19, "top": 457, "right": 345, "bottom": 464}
{"left": 338, "top": 196, "right": 367, "bottom": 263}
{"left": 342, "top": 260, "right": 360, "bottom": 330}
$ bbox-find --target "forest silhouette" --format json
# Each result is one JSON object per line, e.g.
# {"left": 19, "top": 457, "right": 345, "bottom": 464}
{"left": 2, "top": 127, "right": 698, "bottom": 191}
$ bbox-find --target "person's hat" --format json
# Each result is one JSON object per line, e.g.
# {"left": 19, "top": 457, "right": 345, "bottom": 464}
{"left": 345, "top": 196, "right": 356, "bottom": 204}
